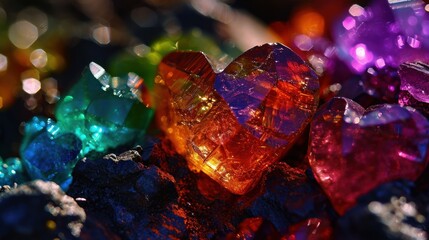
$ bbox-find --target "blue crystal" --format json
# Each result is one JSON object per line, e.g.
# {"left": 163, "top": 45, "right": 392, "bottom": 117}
{"left": 20, "top": 117, "right": 82, "bottom": 189}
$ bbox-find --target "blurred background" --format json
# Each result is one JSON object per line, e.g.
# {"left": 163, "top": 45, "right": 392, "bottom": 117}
{"left": 0, "top": 0, "right": 394, "bottom": 157}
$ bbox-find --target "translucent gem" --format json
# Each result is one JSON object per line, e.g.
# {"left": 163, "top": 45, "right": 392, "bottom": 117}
{"left": 156, "top": 43, "right": 319, "bottom": 194}
{"left": 333, "top": 0, "right": 429, "bottom": 73}
{"left": 399, "top": 62, "right": 429, "bottom": 103}
{"left": 308, "top": 97, "right": 429, "bottom": 214}
{"left": 20, "top": 117, "right": 82, "bottom": 189}
{"left": 55, "top": 62, "right": 154, "bottom": 154}
{"left": 0, "top": 157, "right": 28, "bottom": 185}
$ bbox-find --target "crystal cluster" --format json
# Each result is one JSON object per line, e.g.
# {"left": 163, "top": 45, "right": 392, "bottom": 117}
{"left": 55, "top": 62, "right": 153, "bottom": 154}
{"left": 308, "top": 97, "right": 429, "bottom": 214}
{"left": 334, "top": 0, "right": 429, "bottom": 73}
{"left": 155, "top": 43, "right": 319, "bottom": 194}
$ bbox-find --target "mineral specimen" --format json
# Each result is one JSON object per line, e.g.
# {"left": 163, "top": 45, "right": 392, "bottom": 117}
{"left": 55, "top": 62, "right": 153, "bottom": 155}
{"left": 20, "top": 117, "right": 82, "bottom": 189}
{"left": 155, "top": 43, "right": 319, "bottom": 194}
{"left": 333, "top": 0, "right": 429, "bottom": 73}
{"left": 308, "top": 97, "right": 429, "bottom": 214}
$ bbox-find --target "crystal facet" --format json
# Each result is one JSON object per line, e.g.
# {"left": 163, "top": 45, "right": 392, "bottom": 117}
{"left": 156, "top": 43, "right": 319, "bottom": 194}
{"left": 308, "top": 97, "right": 429, "bottom": 214}
{"left": 20, "top": 117, "right": 82, "bottom": 189}
{"left": 55, "top": 62, "right": 154, "bottom": 154}
{"left": 399, "top": 62, "right": 429, "bottom": 103}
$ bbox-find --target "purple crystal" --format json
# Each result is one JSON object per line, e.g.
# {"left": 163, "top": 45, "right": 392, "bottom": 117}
{"left": 360, "top": 66, "right": 400, "bottom": 102}
{"left": 334, "top": 0, "right": 429, "bottom": 73}
{"left": 399, "top": 91, "right": 429, "bottom": 118}
{"left": 399, "top": 62, "right": 429, "bottom": 103}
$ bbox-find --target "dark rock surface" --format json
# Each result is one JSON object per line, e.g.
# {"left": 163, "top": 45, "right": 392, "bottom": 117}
{"left": 0, "top": 180, "right": 86, "bottom": 240}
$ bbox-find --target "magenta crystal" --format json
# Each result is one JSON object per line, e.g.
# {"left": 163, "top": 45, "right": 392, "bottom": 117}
{"left": 399, "top": 62, "right": 429, "bottom": 103}
{"left": 308, "top": 97, "right": 429, "bottom": 214}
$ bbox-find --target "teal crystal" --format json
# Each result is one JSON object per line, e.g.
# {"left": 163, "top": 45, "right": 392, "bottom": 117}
{"left": 55, "top": 62, "right": 154, "bottom": 155}
{"left": 20, "top": 117, "right": 82, "bottom": 189}
{"left": 0, "top": 157, "right": 28, "bottom": 186}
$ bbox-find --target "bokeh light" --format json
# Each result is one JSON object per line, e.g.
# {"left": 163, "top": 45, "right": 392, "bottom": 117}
{"left": 22, "top": 78, "right": 41, "bottom": 95}
{"left": 30, "top": 49, "right": 48, "bottom": 69}
{"left": 8, "top": 20, "right": 38, "bottom": 49}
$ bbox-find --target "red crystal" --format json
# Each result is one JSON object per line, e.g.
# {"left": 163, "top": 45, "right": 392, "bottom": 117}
{"left": 308, "top": 97, "right": 429, "bottom": 214}
{"left": 155, "top": 43, "right": 319, "bottom": 194}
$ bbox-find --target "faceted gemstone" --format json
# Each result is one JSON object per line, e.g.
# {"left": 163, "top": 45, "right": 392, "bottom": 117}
{"left": 360, "top": 66, "right": 400, "bottom": 102}
{"left": 155, "top": 43, "right": 319, "bottom": 194}
{"left": 55, "top": 62, "right": 154, "bottom": 154}
{"left": 0, "top": 157, "right": 28, "bottom": 186}
{"left": 333, "top": 0, "right": 429, "bottom": 73}
{"left": 308, "top": 97, "right": 429, "bottom": 214}
{"left": 20, "top": 117, "right": 82, "bottom": 189}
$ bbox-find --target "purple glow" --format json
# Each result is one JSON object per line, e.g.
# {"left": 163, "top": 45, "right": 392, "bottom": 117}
{"left": 342, "top": 16, "right": 356, "bottom": 30}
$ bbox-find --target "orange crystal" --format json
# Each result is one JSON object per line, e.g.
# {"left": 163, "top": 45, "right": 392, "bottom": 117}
{"left": 155, "top": 43, "right": 319, "bottom": 194}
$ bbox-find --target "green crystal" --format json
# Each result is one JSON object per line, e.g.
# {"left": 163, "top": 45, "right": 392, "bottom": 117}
{"left": 55, "top": 62, "right": 154, "bottom": 155}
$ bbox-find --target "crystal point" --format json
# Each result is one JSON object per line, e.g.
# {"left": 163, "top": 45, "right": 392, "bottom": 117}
{"left": 156, "top": 43, "right": 319, "bottom": 194}
{"left": 55, "top": 63, "right": 154, "bottom": 154}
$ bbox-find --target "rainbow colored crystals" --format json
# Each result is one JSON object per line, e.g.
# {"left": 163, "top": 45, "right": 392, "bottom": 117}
{"left": 55, "top": 62, "right": 153, "bottom": 154}
{"left": 308, "top": 97, "right": 429, "bottom": 214}
{"left": 155, "top": 43, "right": 319, "bottom": 194}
